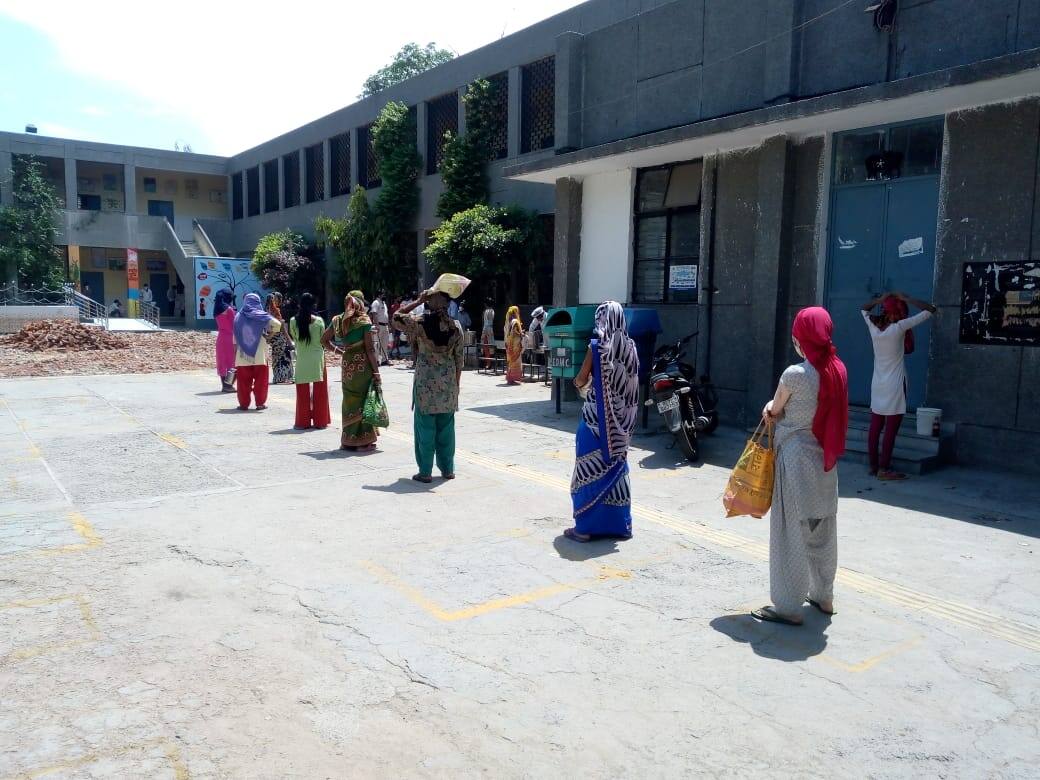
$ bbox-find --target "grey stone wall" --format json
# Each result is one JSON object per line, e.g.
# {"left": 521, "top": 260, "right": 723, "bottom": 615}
{"left": 931, "top": 99, "right": 1040, "bottom": 472}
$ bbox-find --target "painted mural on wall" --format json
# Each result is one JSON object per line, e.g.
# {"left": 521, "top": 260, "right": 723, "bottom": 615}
{"left": 193, "top": 257, "right": 263, "bottom": 323}
{"left": 959, "top": 261, "right": 1040, "bottom": 346}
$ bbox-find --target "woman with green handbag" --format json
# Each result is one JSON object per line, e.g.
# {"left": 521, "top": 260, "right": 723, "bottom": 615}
{"left": 393, "top": 284, "right": 466, "bottom": 483}
{"left": 321, "top": 291, "right": 382, "bottom": 452}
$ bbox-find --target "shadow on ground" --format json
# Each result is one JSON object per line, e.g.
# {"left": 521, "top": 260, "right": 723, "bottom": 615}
{"left": 711, "top": 611, "right": 831, "bottom": 661}
{"left": 552, "top": 534, "right": 620, "bottom": 561}
{"left": 363, "top": 477, "right": 437, "bottom": 494}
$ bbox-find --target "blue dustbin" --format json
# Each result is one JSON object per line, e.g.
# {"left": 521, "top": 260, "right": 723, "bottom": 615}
{"left": 624, "top": 308, "right": 663, "bottom": 382}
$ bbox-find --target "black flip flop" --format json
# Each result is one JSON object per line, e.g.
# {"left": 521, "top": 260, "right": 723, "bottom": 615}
{"left": 751, "top": 606, "right": 803, "bottom": 626}
{"left": 806, "top": 599, "right": 835, "bottom": 616}
{"left": 563, "top": 528, "right": 592, "bottom": 543}
{"left": 412, "top": 474, "right": 433, "bottom": 484}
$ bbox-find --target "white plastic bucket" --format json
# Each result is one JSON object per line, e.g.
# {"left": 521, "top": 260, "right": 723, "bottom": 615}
{"left": 916, "top": 407, "right": 942, "bottom": 436}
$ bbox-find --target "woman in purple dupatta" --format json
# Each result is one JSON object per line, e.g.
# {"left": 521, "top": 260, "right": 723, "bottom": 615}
{"left": 564, "top": 301, "right": 640, "bottom": 542}
{"left": 233, "top": 293, "right": 279, "bottom": 410}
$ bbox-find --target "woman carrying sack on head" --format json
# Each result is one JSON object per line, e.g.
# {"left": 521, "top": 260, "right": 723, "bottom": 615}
{"left": 393, "top": 276, "right": 468, "bottom": 483}
{"left": 321, "top": 290, "right": 381, "bottom": 452}
{"left": 752, "top": 307, "right": 848, "bottom": 626}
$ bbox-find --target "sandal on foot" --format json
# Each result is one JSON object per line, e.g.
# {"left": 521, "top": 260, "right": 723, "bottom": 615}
{"left": 751, "top": 606, "right": 803, "bottom": 626}
{"left": 441, "top": 473, "right": 456, "bottom": 480}
{"left": 412, "top": 474, "right": 433, "bottom": 484}
{"left": 256, "top": 404, "right": 267, "bottom": 411}
{"left": 807, "top": 599, "right": 835, "bottom": 615}
{"left": 563, "top": 528, "right": 592, "bottom": 543}
{"left": 877, "top": 470, "right": 907, "bottom": 481}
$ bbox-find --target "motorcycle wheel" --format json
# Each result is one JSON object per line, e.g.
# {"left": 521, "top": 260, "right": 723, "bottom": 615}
{"left": 677, "top": 424, "right": 699, "bottom": 462}
{"left": 703, "top": 411, "right": 720, "bottom": 435}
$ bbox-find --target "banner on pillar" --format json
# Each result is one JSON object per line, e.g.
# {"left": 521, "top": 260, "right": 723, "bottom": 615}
{"left": 126, "top": 248, "right": 140, "bottom": 317}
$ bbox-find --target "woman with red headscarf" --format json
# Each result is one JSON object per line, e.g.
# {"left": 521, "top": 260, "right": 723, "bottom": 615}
{"left": 752, "top": 307, "right": 848, "bottom": 626}
{"left": 861, "top": 291, "right": 937, "bottom": 480}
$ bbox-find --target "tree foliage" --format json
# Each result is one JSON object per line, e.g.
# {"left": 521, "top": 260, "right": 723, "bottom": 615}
{"left": 424, "top": 205, "right": 543, "bottom": 283}
{"left": 250, "top": 229, "right": 325, "bottom": 302}
{"left": 436, "top": 78, "right": 502, "bottom": 220}
{"left": 372, "top": 101, "right": 421, "bottom": 231}
{"left": 0, "top": 156, "right": 63, "bottom": 288}
{"left": 360, "top": 43, "right": 455, "bottom": 99}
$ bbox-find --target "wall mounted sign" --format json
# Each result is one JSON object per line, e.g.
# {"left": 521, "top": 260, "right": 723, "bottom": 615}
{"left": 668, "top": 264, "right": 698, "bottom": 292}
{"left": 960, "top": 261, "right": 1040, "bottom": 346}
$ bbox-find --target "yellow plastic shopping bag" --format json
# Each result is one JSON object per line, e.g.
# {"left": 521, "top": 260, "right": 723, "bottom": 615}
{"left": 722, "top": 422, "right": 775, "bottom": 518}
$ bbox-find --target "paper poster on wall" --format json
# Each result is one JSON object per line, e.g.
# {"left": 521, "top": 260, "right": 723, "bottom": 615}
{"left": 193, "top": 257, "right": 264, "bottom": 324}
{"left": 669, "top": 264, "right": 698, "bottom": 291}
{"left": 898, "top": 237, "right": 924, "bottom": 258}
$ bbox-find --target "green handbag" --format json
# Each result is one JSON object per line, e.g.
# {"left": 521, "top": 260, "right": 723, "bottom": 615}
{"left": 362, "top": 383, "right": 390, "bottom": 428}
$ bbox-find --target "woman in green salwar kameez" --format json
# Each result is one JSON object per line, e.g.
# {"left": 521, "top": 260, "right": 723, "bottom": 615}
{"left": 321, "top": 291, "right": 382, "bottom": 451}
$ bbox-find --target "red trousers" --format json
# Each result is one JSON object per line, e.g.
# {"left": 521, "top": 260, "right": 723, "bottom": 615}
{"left": 236, "top": 365, "right": 269, "bottom": 409}
{"left": 295, "top": 376, "right": 331, "bottom": 429}
{"left": 868, "top": 413, "right": 903, "bottom": 472}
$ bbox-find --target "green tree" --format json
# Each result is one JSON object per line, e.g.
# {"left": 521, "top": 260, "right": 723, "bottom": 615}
{"left": 0, "top": 156, "right": 63, "bottom": 288}
{"left": 372, "top": 101, "right": 421, "bottom": 230}
{"left": 360, "top": 43, "right": 455, "bottom": 99}
{"left": 315, "top": 186, "right": 394, "bottom": 299}
{"left": 436, "top": 78, "right": 502, "bottom": 220}
{"left": 424, "top": 204, "right": 542, "bottom": 284}
{"left": 250, "top": 229, "right": 325, "bottom": 302}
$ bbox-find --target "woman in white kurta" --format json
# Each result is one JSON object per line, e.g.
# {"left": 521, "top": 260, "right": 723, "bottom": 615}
{"left": 861, "top": 292, "right": 937, "bottom": 480}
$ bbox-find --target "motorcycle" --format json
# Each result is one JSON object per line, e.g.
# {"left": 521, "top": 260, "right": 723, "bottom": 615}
{"left": 645, "top": 332, "right": 719, "bottom": 462}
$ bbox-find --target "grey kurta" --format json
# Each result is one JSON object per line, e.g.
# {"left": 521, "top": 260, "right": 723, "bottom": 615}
{"left": 769, "top": 362, "right": 839, "bottom": 614}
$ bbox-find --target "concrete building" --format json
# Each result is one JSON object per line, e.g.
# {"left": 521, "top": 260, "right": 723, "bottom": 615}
{"left": 2, "top": 0, "right": 1039, "bottom": 470}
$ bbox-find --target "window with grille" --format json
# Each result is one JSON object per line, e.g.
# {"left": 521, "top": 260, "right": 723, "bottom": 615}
{"left": 246, "top": 166, "right": 260, "bottom": 217}
{"left": 330, "top": 132, "right": 351, "bottom": 197}
{"left": 263, "top": 160, "right": 278, "bottom": 213}
{"left": 484, "top": 72, "right": 509, "bottom": 161}
{"left": 426, "top": 92, "right": 458, "bottom": 175}
{"left": 282, "top": 151, "right": 300, "bottom": 208}
{"left": 358, "top": 124, "right": 381, "bottom": 189}
{"left": 632, "top": 161, "right": 703, "bottom": 304}
{"left": 305, "top": 143, "right": 325, "bottom": 203}
{"left": 521, "top": 56, "right": 555, "bottom": 154}
{"left": 232, "top": 173, "right": 243, "bottom": 219}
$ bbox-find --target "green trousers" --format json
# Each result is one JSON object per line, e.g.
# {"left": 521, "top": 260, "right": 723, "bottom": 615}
{"left": 413, "top": 410, "right": 456, "bottom": 477}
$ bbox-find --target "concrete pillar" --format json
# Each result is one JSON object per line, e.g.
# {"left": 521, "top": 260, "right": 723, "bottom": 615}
{"left": 507, "top": 66, "right": 522, "bottom": 159}
{"left": 555, "top": 32, "right": 585, "bottom": 152}
{"left": 763, "top": 0, "right": 800, "bottom": 105}
{"left": 349, "top": 128, "right": 360, "bottom": 191}
{"left": 417, "top": 102, "right": 429, "bottom": 174}
{"left": 298, "top": 150, "right": 307, "bottom": 204}
{"left": 745, "top": 135, "right": 794, "bottom": 424}
{"left": 64, "top": 157, "right": 77, "bottom": 210}
{"left": 322, "top": 138, "right": 332, "bottom": 201}
{"left": 0, "top": 150, "right": 12, "bottom": 207}
{"left": 123, "top": 162, "right": 136, "bottom": 214}
{"left": 697, "top": 154, "right": 718, "bottom": 379}
{"left": 276, "top": 158, "right": 284, "bottom": 211}
{"left": 553, "top": 177, "right": 582, "bottom": 307}
{"left": 68, "top": 245, "right": 81, "bottom": 288}
{"left": 258, "top": 161, "right": 266, "bottom": 214}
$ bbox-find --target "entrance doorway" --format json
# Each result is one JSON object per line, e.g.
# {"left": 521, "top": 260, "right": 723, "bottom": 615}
{"left": 148, "top": 200, "right": 175, "bottom": 227}
{"left": 825, "top": 119, "right": 943, "bottom": 409}
{"left": 80, "top": 271, "right": 104, "bottom": 306}
{"left": 150, "top": 273, "right": 170, "bottom": 317}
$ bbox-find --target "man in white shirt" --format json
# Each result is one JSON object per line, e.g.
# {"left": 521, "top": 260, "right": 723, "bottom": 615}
{"left": 141, "top": 284, "right": 154, "bottom": 305}
{"left": 370, "top": 291, "right": 391, "bottom": 365}
{"left": 861, "top": 291, "right": 936, "bottom": 481}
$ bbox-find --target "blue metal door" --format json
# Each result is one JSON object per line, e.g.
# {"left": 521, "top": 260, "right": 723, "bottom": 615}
{"left": 80, "top": 272, "right": 104, "bottom": 306}
{"left": 826, "top": 185, "right": 886, "bottom": 406}
{"left": 881, "top": 177, "right": 939, "bottom": 409}
{"left": 147, "top": 200, "right": 175, "bottom": 227}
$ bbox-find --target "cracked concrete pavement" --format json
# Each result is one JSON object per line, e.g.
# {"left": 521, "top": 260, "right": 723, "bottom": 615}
{"left": 1, "top": 365, "right": 1038, "bottom": 778}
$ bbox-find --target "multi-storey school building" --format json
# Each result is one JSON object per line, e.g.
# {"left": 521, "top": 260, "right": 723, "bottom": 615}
{"left": 2, "top": 0, "right": 1039, "bottom": 471}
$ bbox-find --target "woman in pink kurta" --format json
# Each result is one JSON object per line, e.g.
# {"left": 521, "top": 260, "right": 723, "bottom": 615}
{"left": 214, "top": 289, "right": 237, "bottom": 392}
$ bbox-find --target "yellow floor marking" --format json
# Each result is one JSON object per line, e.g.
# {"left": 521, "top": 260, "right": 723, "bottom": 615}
{"left": 383, "top": 430, "right": 1040, "bottom": 653}
{"left": 157, "top": 433, "right": 187, "bottom": 449}
{"left": 362, "top": 560, "right": 631, "bottom": 622}
{"left": 0, "top": 593, "right": 101, "bottom": 665}
{"left": 817, "top": 637, "right": 924, "bottom": 674}
{"left": 33, "top": 512, "right": 103, "bottom": 557}
{"left": 6, "top": 738, "right": 188, "bottom": 780}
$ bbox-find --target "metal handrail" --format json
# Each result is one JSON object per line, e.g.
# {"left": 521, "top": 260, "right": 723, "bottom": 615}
{"left": 0, "top": 283, "right": 108, "bottom": 329}
{"left": 138, "top": 300, "right": 161, "bottom": 329}
{"left": 193, "top": 219, "right": 219, "bottom": 257}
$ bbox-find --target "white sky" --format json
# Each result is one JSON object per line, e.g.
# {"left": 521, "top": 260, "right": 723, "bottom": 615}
{"left": 0, "top": 0, "right": 585, "bottom": 155}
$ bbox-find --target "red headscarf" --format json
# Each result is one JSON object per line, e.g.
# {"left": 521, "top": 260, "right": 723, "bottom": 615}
{"left": 792, "top": 307, "right": 848, "bottom": 472}
{"left": 881, "top": 295, "right": 914, "bottom": 354}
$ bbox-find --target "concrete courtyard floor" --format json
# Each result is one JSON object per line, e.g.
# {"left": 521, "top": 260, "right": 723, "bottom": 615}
{"left": 1, "top": 366, "right": 1038, "bottom": 778}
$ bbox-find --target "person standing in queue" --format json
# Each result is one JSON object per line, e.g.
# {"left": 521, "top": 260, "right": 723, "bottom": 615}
{"left": 233, "top": 292, "right": 280, "bottom": 411}
{"left": 322, "top": 291, "right": 381, "bottom": 452}
{"left": 213, "top": 288, "right": 237, "bottom": 393}
{"left": 393, "top": 288, "right": 465, "bottom": 484}
{"left": 861, "top": 291, "right": 937, "bottom": 481}
{"left": 752, "top": 307, "right": 847, "bottom": 626}
{"left": 290, "top": 292, "right": 330, "bottom": 430}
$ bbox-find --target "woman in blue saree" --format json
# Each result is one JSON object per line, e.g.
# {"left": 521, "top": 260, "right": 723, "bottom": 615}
{"left": 564, "top": 301, "right": 640, "bottom": 542}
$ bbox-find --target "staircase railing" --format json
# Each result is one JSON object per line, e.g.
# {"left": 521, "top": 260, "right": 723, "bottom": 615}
{"left": 138, "top": 300, "right": 161, "bottom": 329}
{"left": 193, "top": 219, "right": 219, "bottom": 257}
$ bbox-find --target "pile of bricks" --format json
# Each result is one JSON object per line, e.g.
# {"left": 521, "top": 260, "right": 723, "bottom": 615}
{"left": 0, "top": 320, "right": 129, "bottom": 352}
